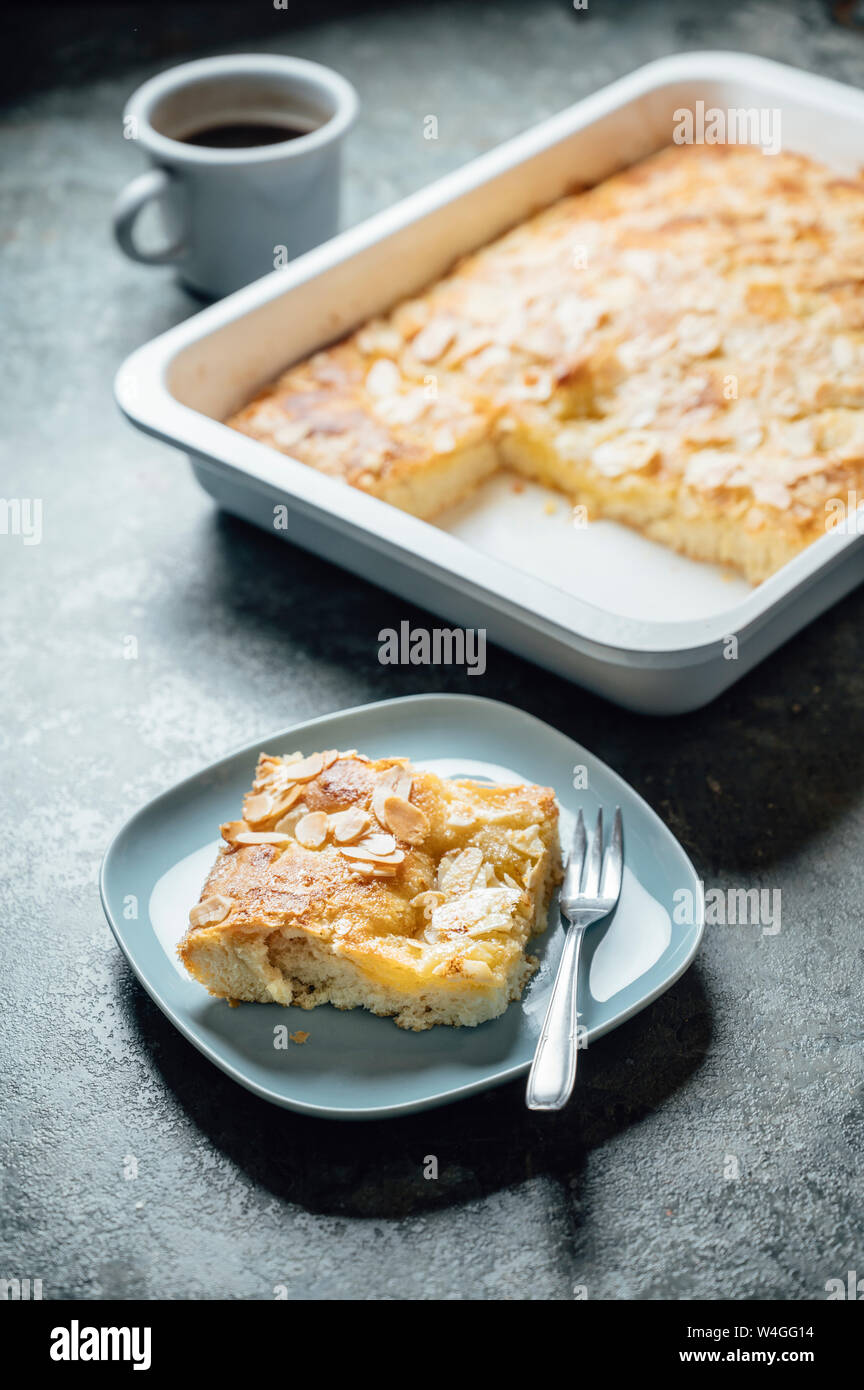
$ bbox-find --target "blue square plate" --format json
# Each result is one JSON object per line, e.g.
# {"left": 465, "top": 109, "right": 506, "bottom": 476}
{"left": 100, "top": 694, "right": 704, "bottom": 1119}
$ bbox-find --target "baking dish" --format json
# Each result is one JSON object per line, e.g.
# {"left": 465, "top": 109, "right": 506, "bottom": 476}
{"left": 115, "top": 52, "right": 864, "bottom": 714}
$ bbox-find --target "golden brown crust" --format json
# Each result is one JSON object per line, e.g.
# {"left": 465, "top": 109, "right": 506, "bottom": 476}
{"left": 227, "top": 144, "right": 864, "bottom": 582}
{"left": 179, "top": 751, "right": 561, "bottom": 1028}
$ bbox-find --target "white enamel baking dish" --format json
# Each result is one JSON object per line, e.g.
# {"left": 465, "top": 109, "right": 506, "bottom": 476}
{"left": 115, "top": 52, "right": 864, "bottom": 714}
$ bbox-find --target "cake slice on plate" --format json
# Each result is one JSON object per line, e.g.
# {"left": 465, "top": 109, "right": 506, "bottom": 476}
{"left": 179, "top": 749, "right": 561, "bottom": 1030}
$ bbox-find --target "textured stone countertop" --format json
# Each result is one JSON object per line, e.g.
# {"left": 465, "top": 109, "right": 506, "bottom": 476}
{"left": 2, "top": 0, "right": 863, "bottom": 1300}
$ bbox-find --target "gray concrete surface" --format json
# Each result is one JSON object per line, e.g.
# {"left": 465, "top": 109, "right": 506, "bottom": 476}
{"left": 1, "top": 0, "right": 863, "bottom": 1301}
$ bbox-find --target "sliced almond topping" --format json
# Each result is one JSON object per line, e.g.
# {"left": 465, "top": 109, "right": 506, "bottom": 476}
{"left": 295, "top": 811, "right": 329, "bottom": 849}
{"left": 274, "top": 419, "right": 311, "bottom": 449}
{"left": 438, "top": 846, "right": 484, "bottom": 895}
{"left": 274, "top": 803, "right": 308, "bottom": 834}
{"left": 279, "top": 752, "right": 325, "bottom": 783}
{"left": 221, "top": 820, "right": 250, "bottom": 845}
{"left": 371, "top": 765, "right": 414, "bottom": 825}
{"left": 348, "top": 862, "right": 399, "bottom": 879}
{"left": 270, "top": 783, "right": 304, "bottom": 818}
{"left": 189, "top": 895, "right": 235, "bottom": 928}
{"left": 254, "top": 755, "right": 282, "bottom": 786}
{"left": 592, "top": 434, "right": 659, "bottom": 478}
{"left": 320, "top": 749, "right": 340, "bottom": 769}
{"left": 349, "top": 832, "right": 397, "bottom": 857}
{"left": 242, "top": 792, "right": 273, "bottom": 826}
{"left": 365, "top": 358, "right": 402, "bottom": 397}
{"left": 382, "top": 794, "right": 429, "bottom": 845}
{"left": 330, "top": 807, "right": 371, "bottom": 844}
{"left": 340, "top": 835, "right": 404, "bottom": 867}
{"left": 411, "top": 317, "right": 458, "bottom": 364}
{"left": 459, "top": 958, "right": 496, "bottom": 983}
{"left": 233, "top": 830, "right": 292, "bottom": 846}
{"left": 411, "top": 890, "right": 445, "bottom": 918}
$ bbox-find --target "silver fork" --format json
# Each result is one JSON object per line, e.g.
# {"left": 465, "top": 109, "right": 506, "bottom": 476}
{"left": 526, "top": 808, "right": 624, "bottom": 1111}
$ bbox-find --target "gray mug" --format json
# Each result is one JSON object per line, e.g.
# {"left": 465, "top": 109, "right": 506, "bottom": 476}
{"left": 113, "top": 54, "right": 358, "bottom": 299}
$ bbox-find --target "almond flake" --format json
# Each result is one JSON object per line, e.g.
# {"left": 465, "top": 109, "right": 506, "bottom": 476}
{"left": 382, "top": 794, "right": 429, "bottom": 845}
{"left": 374, "top": 390, "right": 430, "bottom": 427}
{"left": 295, "top": 811, "right": 329, "bottom": 849}
{"left": 189, "top": 895, "right": 235, "bottom": 928}
{"left": 330, "top": 807, "right": 371, "bottom": 844}
{"left": 371, "top": 766, "right": 413, "bottom": 825}
{"left": 592, "top": 434, "right": 659, "bottom": 478}
{"left": 438, "top": 846, "right": 484, "bottom": 895}
{"left": 355, "top": 832, "right": 398, "bottom": 856}
{"left": 274, "top": 803, "right": 308, "bottom": 834}
{"left": 411, "top": 317, "right": 458, "bottom": 364}
{"left": 365, "top": 359, "right": 402, "bottom": 397}
{"left": 346, "top": 860, "right": 399, "bottom": 879}
{"left": 243, "top": 792, "right": 273, "bottom": 826}
{"left": 221, "top": 821, "right": 249, "bottom": 845}
{"left": 459, "top": 958, "right": 496, "bottom": 982}
{"left": 270, "top": 783, "right": 304, "bottom": 818}
{"left": 273, "top": 420, "right": 311, "bottom": 449}
{"left": 280, "top": 752, "right": 325, "bottom": 783}
{"left": 411, "top": 890, "right": 445, "bottom": 918}
{"left": 340, "top": 835, "right": 404, "bottom": 866}
{"left": 356, "top": 320, "right": 402, "bottom": 356}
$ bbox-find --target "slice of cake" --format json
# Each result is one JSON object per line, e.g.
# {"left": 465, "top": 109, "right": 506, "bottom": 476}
{"left": 179, "top": 749, "right": 561, "bottom": 1030}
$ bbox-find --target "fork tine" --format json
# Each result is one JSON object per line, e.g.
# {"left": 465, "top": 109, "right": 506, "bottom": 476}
{"left": 581, "top": 809, "right": 603, "bottom": 898}
{"left": 601, "top": 807, "right": 623, "bottom": 902}
{"left": 561, "top": 809, "right": 587, "bottom": 902}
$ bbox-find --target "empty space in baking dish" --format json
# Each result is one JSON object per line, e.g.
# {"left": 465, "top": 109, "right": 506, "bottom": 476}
{"left": 434, "top": 474, "right": 752, "bottom": 622}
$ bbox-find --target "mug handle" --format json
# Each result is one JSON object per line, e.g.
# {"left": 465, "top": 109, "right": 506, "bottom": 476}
{"left": 112, "top": 168, "right": 185, "bottom": 265}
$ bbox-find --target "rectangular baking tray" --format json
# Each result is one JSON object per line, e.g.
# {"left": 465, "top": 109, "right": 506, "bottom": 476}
{"left": 115, "top": 52, "right": 864, "bottom": 714}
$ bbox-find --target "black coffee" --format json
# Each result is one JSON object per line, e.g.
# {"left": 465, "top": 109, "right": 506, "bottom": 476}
{"left": 180, "top": 121, "right": 309, "bottom": 148}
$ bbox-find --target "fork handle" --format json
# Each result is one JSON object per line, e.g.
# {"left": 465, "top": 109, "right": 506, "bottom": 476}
{"left": 526, "top": 924, "right": 584, "bottom": 1111}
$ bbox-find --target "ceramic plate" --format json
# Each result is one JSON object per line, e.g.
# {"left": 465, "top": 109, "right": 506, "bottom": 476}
{"left": 100, "top": 694, "right": 704, "bottom": 1119}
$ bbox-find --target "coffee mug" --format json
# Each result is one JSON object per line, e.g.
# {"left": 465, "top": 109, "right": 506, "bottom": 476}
{"left": 113, "top": 54, "right": 358, "bottom": 298}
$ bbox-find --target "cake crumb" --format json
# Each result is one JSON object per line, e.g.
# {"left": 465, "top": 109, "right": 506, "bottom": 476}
{"left": 289, "top": 1030, "right": 310, "bottom": 1045}
{"left": 543, "top": 500, "right": 558, "bottom": 516}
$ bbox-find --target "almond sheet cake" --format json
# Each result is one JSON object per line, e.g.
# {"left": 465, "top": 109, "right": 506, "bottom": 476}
{"left": 180, "top": 750, "right": 561, "bottom": 1029}
{"left": 228, "top": 144, "right": 864, "bottom": 583}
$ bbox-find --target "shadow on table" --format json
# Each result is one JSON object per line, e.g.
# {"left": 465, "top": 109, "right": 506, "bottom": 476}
{"left": 123, "top": 958, "right": 712, "bottom": 1219}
